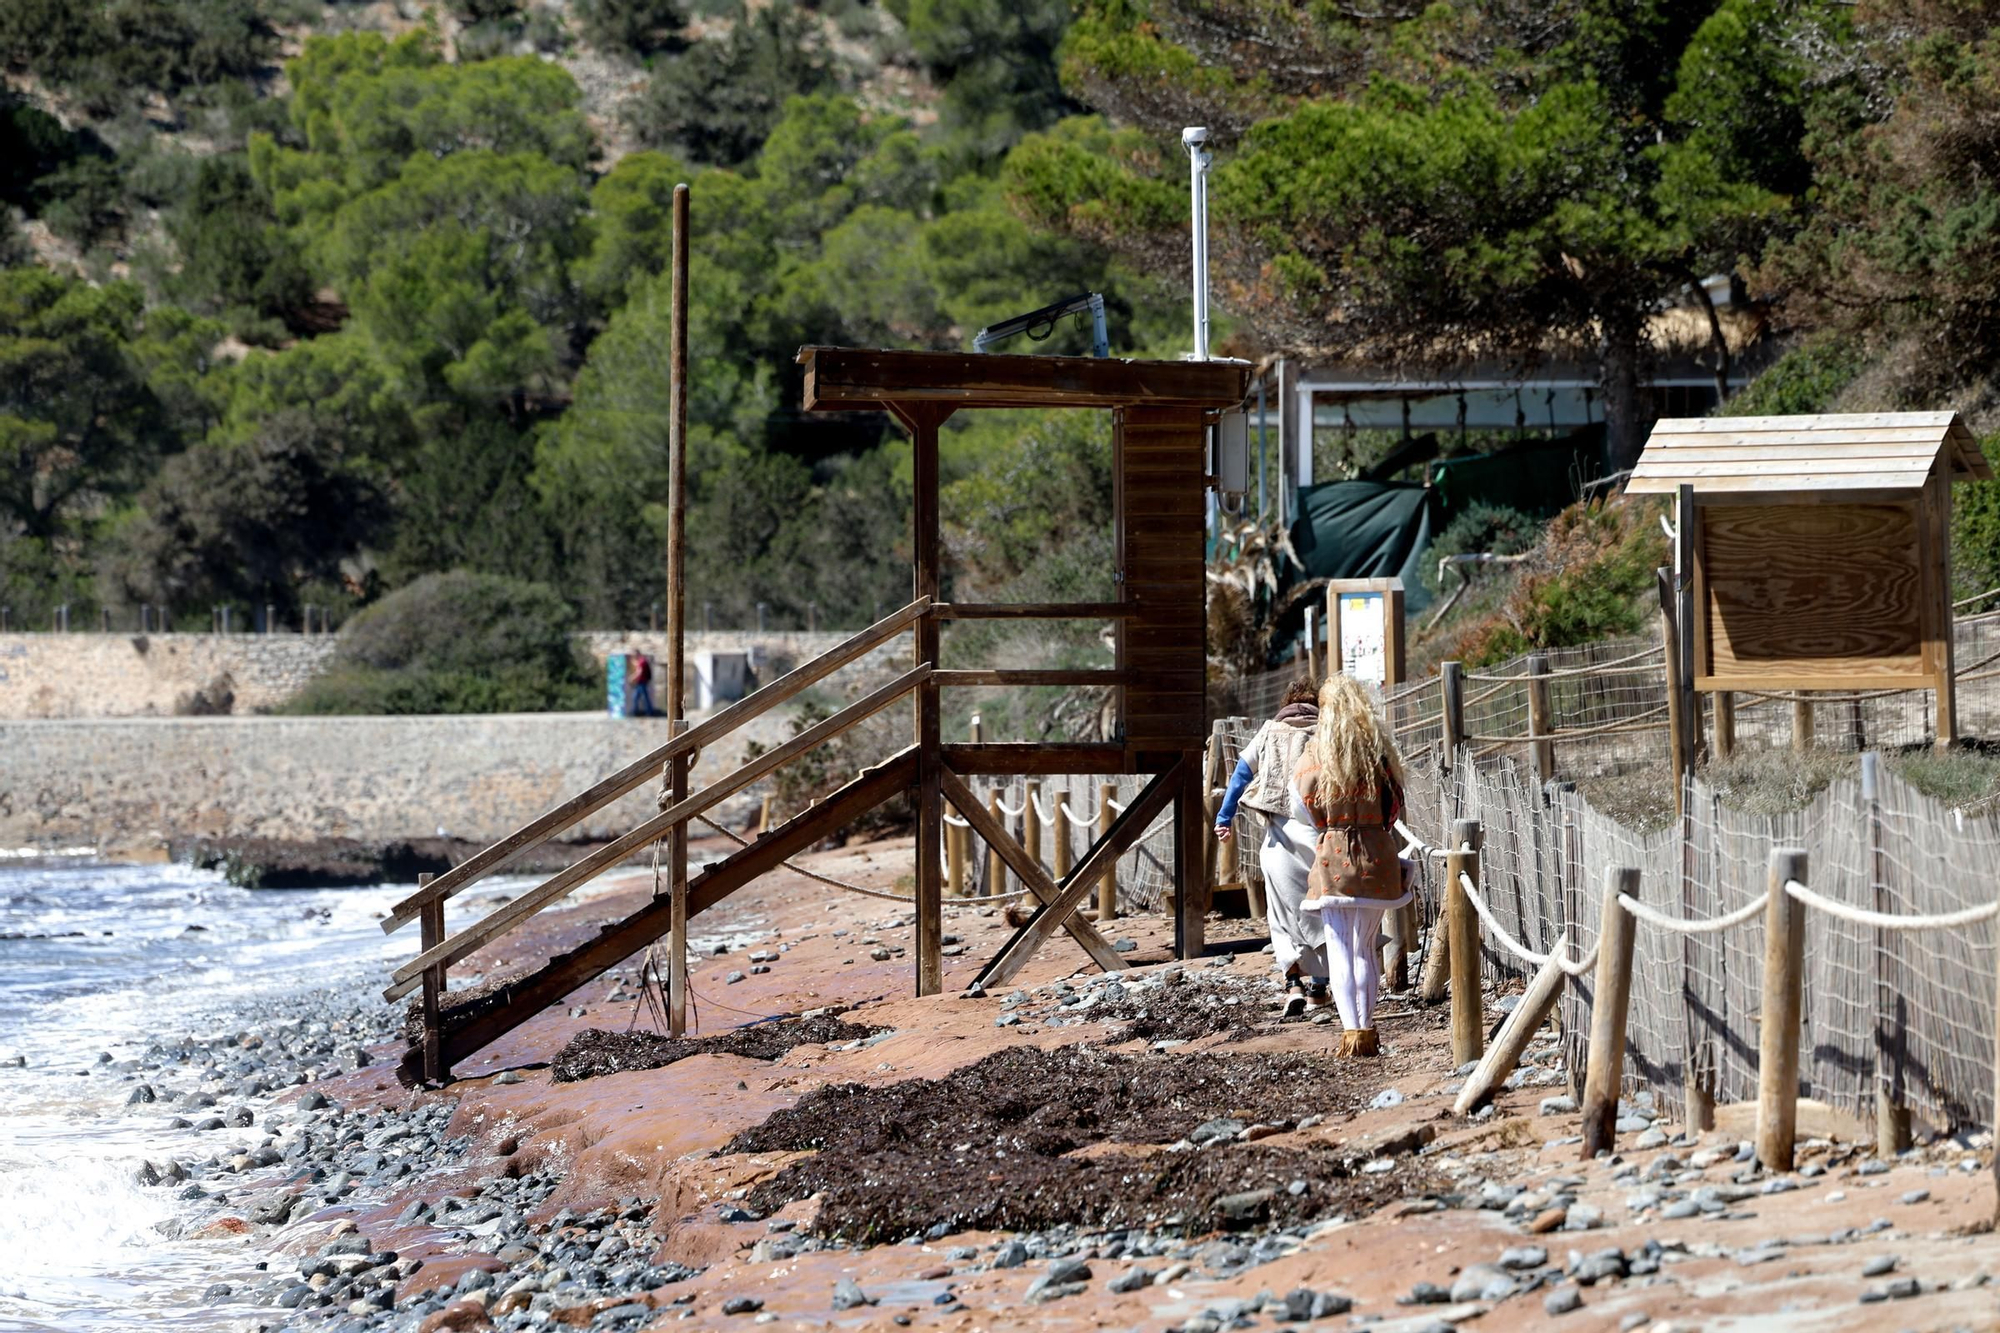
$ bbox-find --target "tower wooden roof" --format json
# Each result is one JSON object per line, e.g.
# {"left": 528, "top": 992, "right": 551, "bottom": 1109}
{"left": 1627, "top": 411, "right": 1991, "bottom": 497}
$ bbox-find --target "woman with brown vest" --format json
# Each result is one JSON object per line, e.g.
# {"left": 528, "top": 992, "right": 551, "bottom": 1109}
{"left": 1214, "top": 675, "right": 1327, "bottom": 1015}
{"left": 1293, "top": 673, "right": 1413, "bottom": 1057}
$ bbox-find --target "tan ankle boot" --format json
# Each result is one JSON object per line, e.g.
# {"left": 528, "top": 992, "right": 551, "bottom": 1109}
{"left": 1350, "top": 1027, "right": 1380, "bottom": 1057}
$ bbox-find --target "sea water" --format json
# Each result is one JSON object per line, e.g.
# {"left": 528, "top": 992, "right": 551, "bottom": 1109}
{"left": 0, "top": 854, "right": 529, "bottom": 1333}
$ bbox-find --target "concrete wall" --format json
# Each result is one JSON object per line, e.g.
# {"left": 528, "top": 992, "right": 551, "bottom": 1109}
{"left": 0, "top": 630, "right": 881, "bottom": 719}
{"left": 0, "top": 713, "right": 705, "bottom": 849}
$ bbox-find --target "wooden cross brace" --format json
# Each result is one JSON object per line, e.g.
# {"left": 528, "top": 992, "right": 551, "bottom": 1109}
{"left": 967, "top": 761, "right": 1182, "bottom": 990}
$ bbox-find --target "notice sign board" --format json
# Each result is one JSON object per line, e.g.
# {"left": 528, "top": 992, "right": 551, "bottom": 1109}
{"left": 1325, "top": 578, "right": 1405, "bottom": 688}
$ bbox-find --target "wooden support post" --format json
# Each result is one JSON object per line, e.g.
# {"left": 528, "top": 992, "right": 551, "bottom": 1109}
{"left": 1053, "top": 782, "right": 1073, "bottom": 880}
{"left": 1097, "top": 782, "right": 1118, "bottom": 921}
{"left": 757, "top": 794, "right": 772, "bottom": 836}
{"left": 1758, "top": 848, "right": 1808, "bottom": 1171}
{"left": 1526, "top": 651, "right": 1554, "bottom": 785}
{"left": 1456, "top": 931, "right": 1571, "bottom": 1115}
{"left": 908, "top": 404, "right": 946, "bottom": 996}
{"left": 986, "top": 788, "right": 1006, "bottom": 897}
{"left": 1382, "top": 899, "right": 1411, "bottom": 992}
{"left": 1304, "top": 606, "right": 1319, "bottom": 682}
{"left": 1659, "top": 569, "right": 1687, "bottom": 816}
{"left": 1445, "top": 818, "right": 1483, "bottom": 1066}
{"left": 1440, "top": 661, "right": 1464, "bottom": 771}
{"left": 418, "top": 872, "right": 446, "bottom": 1085}
{"left": 1581, "top": 867, "right": 1640, "bottom": 1157}
{"left": 1792, "top": 697, "right": 1814, "bottom": 755}
{"left": 946, "top": 805, "right": 966, "bottom": 897}
{"left": 1713, "top": 691, "right": 1735, "bottom": 762}
{"left": 667, "top": 719, "right": 689, "bottom": 1038}
{"left": 1673, "top": 484, "right": 1701, "bottom": 766}
{"left": 1863, "top": 752, "right": 1910, "bottom": 1156}
{"left": 1991, "top": 890, "right": 2000, "bottom": 1220}
{"left": 1023, "top": 780, "right": 1042, "bottom": 876}
{"left": 1176, "top": 753, "right": 1207, "bottom": 961}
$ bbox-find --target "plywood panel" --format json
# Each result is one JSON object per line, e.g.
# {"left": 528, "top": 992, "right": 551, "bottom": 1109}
{"left": 1700, "top": 502, "right": 1926, "bottom": 683}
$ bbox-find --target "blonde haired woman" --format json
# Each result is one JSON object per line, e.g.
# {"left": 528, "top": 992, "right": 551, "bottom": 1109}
{"left": 1292, "top": 674, "right": 1412, "bottom": 1057}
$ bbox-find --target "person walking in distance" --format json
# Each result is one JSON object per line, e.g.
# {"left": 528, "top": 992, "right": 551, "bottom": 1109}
{"left": 629, "top": 650, "right": 657, "bottom": 717}
{"left": 1293, "top": 674, "right": 1413, "bottom": 1056}
{"left": 1214, "top": 676, "right": 1328, "bottom": 1016}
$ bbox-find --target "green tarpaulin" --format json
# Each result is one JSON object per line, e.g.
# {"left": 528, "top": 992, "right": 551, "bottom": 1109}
{"left": 1288, "top": 479, "right": 1441, "bottom": 613}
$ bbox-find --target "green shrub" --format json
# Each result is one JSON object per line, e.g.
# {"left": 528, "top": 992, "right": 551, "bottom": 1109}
{"left": 1953, "top": 465, "right": 2000, "bottom": 604}
{"left": 1420, "top": 502, "right": 1540, "bottom": 595}
{"left": 1723, "top": 337, "right": 1862, "bottom": 418}
{"left": 284, "top": 570, "right": 599, "bottom": 714}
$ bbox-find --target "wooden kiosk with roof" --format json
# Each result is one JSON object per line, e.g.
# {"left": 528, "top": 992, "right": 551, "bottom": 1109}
{"left": 378, "top": 339, "right": 1250, "bottom": 1083}
{"left": 1627, "top": 411, "right": 1992, "bottom": 751}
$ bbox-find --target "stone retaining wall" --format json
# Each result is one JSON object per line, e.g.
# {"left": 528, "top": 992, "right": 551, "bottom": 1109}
{"left": 0, "top": 712, "right": 749, "bottom": 850}
{"left": 0, "top": 630, "right": 875, "bottom": 719}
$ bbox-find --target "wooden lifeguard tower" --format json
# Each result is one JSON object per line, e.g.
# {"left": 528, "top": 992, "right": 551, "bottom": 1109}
{"left": 379, "top": 343, "right": 1250, "bottom": 1082}
{"left": 1628, "top": 411, "right": 1991, "bottom": 753}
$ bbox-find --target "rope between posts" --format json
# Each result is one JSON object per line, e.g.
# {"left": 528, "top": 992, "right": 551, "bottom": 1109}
{"left": 943, "top": 813, "right": 971, "bottom": 828}
{"left": 1617, "top": 891, "right": 1769, "bottom": 935}
{"left": 1458, "top": 872, "right": 1599, "bottom": 977}
{"left": 1059, "top": 801, "right": 1095, "bottom": 827}
{"left": 1031, "top": 794, "right": 1055, "bottom": 825}
{"left": 685, "top": 814, "right": 1024, "bottom": 903}
{"left": 1783, "top": 878, "right": 2000, "bottom": 930}
{"left": 1462, "top": 705, "right": 1670, "bottom": 747}
{"left": 1465, "top": 644, "right": 1664, "bottom": 683}
{"left": 994, "top": 797, "right": 1025, "bottom": 818}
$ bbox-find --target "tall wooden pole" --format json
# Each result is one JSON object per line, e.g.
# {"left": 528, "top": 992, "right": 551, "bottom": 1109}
{"left": 1526, "top": 651, "right": 1554, "bottom": 785}
{"left": 1097, "top": 782, "right": 1118, "bottom": 921}
{"left": 1581, "top": 867, "right": 1640, "bottom": 1157}
{"left": 912, "top": 406, "right": 944, "bottom": 995}
{"left": 1440, "top": 661, "right": 1464, "bottom": 772}
{"left": 1864, "top": 751, "right": 1910, "bottom": 1155}
{"left": 666, "top": 183, "right": 691, "bottom": 1036}
{"left": 1758, "top": 848, "right": 1808, "bottom": 1171}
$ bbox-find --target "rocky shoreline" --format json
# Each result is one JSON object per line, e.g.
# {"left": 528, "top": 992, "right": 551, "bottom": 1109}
{"left": 79, "top": 836, "right": 2000, "bottom": 1333}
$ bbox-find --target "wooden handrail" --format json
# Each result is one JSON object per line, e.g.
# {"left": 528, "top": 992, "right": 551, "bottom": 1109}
{"left": 385, "top": 665, "right": 928, "bottom": 1000}
{"left": 381, "top": 596, "right": 929, "bottom": 933}
{"left": 933, "top": 669, "right": 1128, "bottom": 687}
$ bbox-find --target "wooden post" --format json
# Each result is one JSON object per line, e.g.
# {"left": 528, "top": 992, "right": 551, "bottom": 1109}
{"left": 1580, "top": 867, "right": 1640, "bottom": 1157}
{"left": 418, "top": 872, "right": 446, "bottom": 1085}
{"left": 1304, "top": 605, "right": 1319, "bottom": 682}
{"left": 1440, "top": 661, "right": 1464, "bottom": 772}
{"left": 1097, "top": 781, "right": 1118, "bottom": 921}
{"left": 1713, "top": 691, "right": 1735, "bottom": 762}
{"left": 1177, "top": 754, "right": 1208, "bottom": 961}
{"left": 1383, "top": 898, "right": 1411, "bottom": 993}
{"left": 1024, "top": 780, "right": 1043, "bottom": 875}
{"left": 1445, "top": 818, "right": 1483, "bottom": 1066}
{"left": 1673, "top": 484, "right": 1701, "bottom": 766}
{"left": 1526, "top": 651, "right": 1554, "bottom": 785}
{"left": 1758, "top": 848, "right": 1808, "bottom": 1171}
{"left": 946, "top": 805, "right": 966, "bottom": 897}
{"left": 1792, "top": 697, "right": 1814, "bottom": 754}
{"left": 668, "top": 720, "right": 689, "bottom": 1037}
{"left": 1862, "top": 752, "right": 1910, "bottom": 1156}
{"left": 756, "top": 794, "right": 773, "bottom": 836}
{"left": 1386, "top": 584, "right": 1406, "bottom": 686}
{"left": 985, "top": 788, "right": 1005, "bottom": 897}
{"left": 1455, "top": 932, "right": 1570, "bottom": 1115}
{"left": 1659, "top": 568, "right": 1686, "bottom": 815}
{"left": 1053, "top": 781, "right": 1073, "bottom": 880}
{"left": 909, "top": 404, "right": 946, "bottom": 996}
{"left": 1990, "top": 889, "right": 2000, "bottom": 1220}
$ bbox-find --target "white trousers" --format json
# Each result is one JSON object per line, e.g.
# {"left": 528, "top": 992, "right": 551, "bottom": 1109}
{"left": 1319, "top": 903, "right": 1387, "bottom": 1030}
{"left": 1259, "top": 822, "right": 1327, "bottom": 980}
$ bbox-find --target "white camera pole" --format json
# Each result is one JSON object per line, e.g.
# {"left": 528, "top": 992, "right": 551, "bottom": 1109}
{"left": 1183, "top": 126, "right": 1211, "bottom": 361}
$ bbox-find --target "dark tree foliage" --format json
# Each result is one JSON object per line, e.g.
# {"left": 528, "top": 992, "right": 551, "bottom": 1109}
{"left": 0, "top": 93, "right": 112, "bottom": 215}
{"left": 284, "top": 570, "right": 599, "bottom": 715}
{"left": 101, "top": 410, "right": 389, "bottom": 617}
{"left": 166, "top": 156, "right": 313, "bottom": 322}
{"left": 575, "top": 0, "right": 686, "bottom": 57}
{"left": 626, "top": 0, "right": 833, "bottom": 165}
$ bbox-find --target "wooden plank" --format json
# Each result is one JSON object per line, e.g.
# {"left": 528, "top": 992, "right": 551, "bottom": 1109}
{"left": 1634, "top": 457, "right": 1935, "bottom": 478}
{"left": 1175, "top": 751, "right": 1207, "bottom": 960}
{"left": 1643, "top": 427, "right": 1952, "bottom": 449}
{"left": 1698, "top": 672, "right": 1935, "bottom": 692}
{"left": 1650, "top": 412, "right": 1955, "bottom": 433}
{"left": 1626, "top": 472, "right": 1929, "bottom": 495}
{"left": 426, "top": 753, "right": 917, "bottom": 1073}
{"left": 933, "top": 603, "right": 1135, "bottom": 620}
{"left": 911, "top": 404, "right": 945, "bottom": 997}
{"left": 386, "top": 667, "right": 927, "bottom": 997}
{"left": 799, "top": 346, "right": 1250, "bottom": 411}
{"left": 941, "top": 743, "right": 1132, "bottom": 775}
{"left": 936, "top": 765, "right": 1125, "bottom": 973}
{"left": 1702, "top": 502, "right": 1925, "bottom": 684}
{"left": 382, "top": 596, "right": 929, "bottom": 932}
{"left": 973, "top": 763, "right": 1181, "bottom": 989}
{"left": 1638, "top": 439, "right": 1948, "bottom": 460}
{"left": 933, "top": 669, "right": 1128, "bottom": 687}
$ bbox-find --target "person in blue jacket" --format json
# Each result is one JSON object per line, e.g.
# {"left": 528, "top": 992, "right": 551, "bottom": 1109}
{"left": 1215, "top": 674, "right": 1325, "bottom": 1015}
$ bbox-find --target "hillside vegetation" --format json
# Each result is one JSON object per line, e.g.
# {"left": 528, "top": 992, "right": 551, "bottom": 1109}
{"left": 11, "top": 0, "right": 2000, "bottom": 694}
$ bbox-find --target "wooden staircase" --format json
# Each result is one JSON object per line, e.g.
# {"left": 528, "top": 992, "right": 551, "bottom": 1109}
{"left": 382, "top": 601, "right": 931, "bottom": 1083}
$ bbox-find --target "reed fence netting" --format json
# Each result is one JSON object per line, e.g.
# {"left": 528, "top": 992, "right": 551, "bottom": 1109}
{"left": 1442, "top": 751, "right": 2000, "bottom": 1135}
